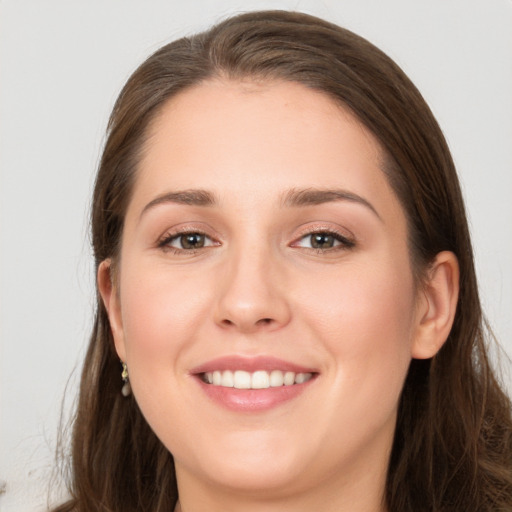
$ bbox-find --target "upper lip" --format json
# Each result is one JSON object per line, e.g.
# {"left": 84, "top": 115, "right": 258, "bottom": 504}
{"left": 190, "top": 355, "right": 318, "bottom": 375}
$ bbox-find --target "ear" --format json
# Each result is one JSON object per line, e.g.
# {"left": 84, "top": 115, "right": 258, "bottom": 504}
{"left": 98, "top": 259, "right": 126, "bottom": 361}
{"left": 411, "top": 251, "right": 460, "bottom": 359}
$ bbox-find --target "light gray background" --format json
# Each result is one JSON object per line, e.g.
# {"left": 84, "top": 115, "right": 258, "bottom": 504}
{"left": 1, "top": 1, "right": 511, "bottom": 510}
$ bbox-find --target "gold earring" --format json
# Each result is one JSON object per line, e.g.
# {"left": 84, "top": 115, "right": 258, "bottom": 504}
{"left": 121, "top": 362, "right": 131, "bottom": 397}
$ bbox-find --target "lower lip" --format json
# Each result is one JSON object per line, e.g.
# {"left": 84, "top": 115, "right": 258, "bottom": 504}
{"left": 195, "top": 377, "right": 315, "bottom": 412}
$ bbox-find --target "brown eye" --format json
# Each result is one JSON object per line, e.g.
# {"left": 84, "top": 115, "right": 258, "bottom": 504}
{"left": 161, "top": 231, "right": 216, "bottom": 251}
{"left": 293, "top": 230, "right": 355, "bottom": 251}
{"left": 180, "top": 233, "right": 205, "bottom": 249}
{"left": 310, "top": 233, "right": 336, "bottom": 249}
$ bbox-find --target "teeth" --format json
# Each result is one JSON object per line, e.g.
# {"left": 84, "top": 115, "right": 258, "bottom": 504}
{"left": 284, "top": 371, "right": 295, "bottom": 386}
{"left": 203, "top": 370, "right": 313, "bottom": 389}
{"left": 233, "top": 370, "right": 251, "bottom": 389}
{"left": 269, "top": 370, "right": 284, "bottom": 387}
{"left": 294, "top": 373, "right": 309, "bottom": 384}
{"left": 221, "top": 370, "right": 234, "bottom": 387}
{"left": 251, "top": 370, "right": 270, "bottom": 389}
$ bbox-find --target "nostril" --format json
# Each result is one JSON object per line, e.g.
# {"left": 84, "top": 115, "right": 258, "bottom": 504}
{"left": 220, "top": 317, "right": 274, "bottom": 329}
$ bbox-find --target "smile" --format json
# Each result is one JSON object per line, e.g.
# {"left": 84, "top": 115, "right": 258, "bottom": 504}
{"left": 202, "top": 370, "right": 314, "bottom": 389}
{"left": 192, "top": 356, "right": 318, "bottom": 411}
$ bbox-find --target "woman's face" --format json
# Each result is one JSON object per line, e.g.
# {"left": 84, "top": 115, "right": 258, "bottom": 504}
{"left": 103, "top": 80, "right": 428, "bottom": 500}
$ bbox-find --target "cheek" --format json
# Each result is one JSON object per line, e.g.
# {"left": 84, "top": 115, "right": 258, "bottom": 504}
{"left": 300, "top": 258, "right": 416, "bottom": 404}
{"left": 117, "top": 261, "right": 220, "bottom": 441}
{"left": 118, "top": 260, "right": 215, "bottom": 375}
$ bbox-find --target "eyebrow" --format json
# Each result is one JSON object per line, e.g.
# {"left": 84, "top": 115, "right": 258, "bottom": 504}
{"left": 139, "top": 187, "right": 381, "bottom": 221}
{"left": 140, "top": 189, "right": 217, "bottom": 219}
{"left": 281, "top": 187, "right": 382, "bottom": 221}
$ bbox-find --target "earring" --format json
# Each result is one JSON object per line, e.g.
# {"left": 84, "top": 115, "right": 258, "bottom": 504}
{"left": 121, "top": 362, "right": 131, "bottom": 397}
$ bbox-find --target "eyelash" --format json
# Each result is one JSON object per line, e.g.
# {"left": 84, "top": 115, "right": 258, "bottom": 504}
{"left": 158, "top": 227, "right": 355, "bottom": 256}
{"left": 158, "top": 230, "right": 218, "bottom": 254}
{"left": 291, "top": 229, "right": 355, "bottom": 253}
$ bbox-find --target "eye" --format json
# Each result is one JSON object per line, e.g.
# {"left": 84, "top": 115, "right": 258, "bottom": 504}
{"left": 293, "top": 231, "right": 355, "bottom": 251}
{"left": 159, "top": 231, "right": 216, "bottom": 251}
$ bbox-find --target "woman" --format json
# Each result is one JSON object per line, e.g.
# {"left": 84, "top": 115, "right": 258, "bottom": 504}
{"left": 53, "top": 10, "right": 512, "bottom": 512}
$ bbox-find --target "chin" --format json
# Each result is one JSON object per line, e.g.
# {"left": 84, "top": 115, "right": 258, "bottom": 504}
{"left": 202, "top": 457, "right": 306, "bottom": 495}
{"left": 175, "top": 431, "right": 315, "bottom": 495}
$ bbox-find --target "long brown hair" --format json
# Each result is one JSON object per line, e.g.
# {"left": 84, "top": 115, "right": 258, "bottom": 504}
{"left": 53, "top": 10, "right": 512, "bottom": 511}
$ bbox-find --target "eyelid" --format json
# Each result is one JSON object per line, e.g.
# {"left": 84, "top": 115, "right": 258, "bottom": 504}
{"left": 157, "top": 225, "right": 221, "bottom": 251}
{"left": 155, "top": 222, "right": 355, "bottom": 253}
{"left": 290, "top": 224, "right": 356, "bottom": 250}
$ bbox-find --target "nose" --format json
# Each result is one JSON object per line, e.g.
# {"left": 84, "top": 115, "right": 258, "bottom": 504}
{"left": 213, "top": 244, "right": 291, "bottom": 333}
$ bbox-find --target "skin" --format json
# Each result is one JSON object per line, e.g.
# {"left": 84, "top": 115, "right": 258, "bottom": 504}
{"left": 99, "top": 80, "right": 459, "bottom": 512}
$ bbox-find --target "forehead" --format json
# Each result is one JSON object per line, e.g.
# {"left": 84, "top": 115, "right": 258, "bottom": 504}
{"left": 146, "top": 79, "right": 380, "bottom": 157}
{"left": 129, "top": 79, "right": 401, "bottom": 221}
